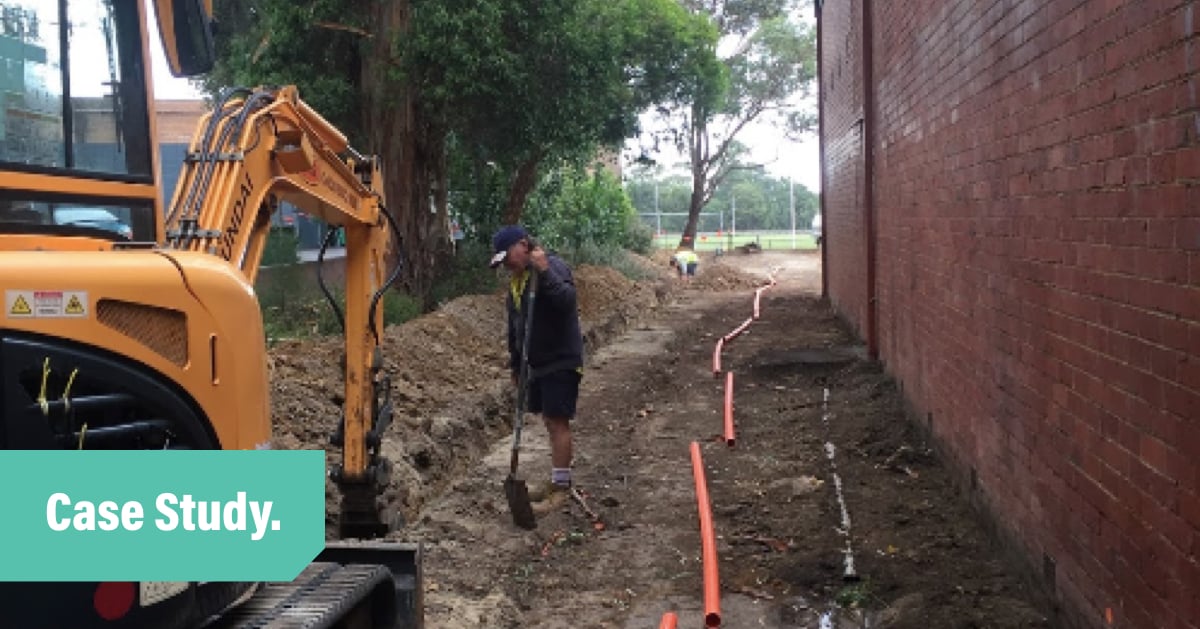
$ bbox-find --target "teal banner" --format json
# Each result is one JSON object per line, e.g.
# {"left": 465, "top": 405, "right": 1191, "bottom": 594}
{"left": 0, "top": 450, "right": 326, "bottom": 582}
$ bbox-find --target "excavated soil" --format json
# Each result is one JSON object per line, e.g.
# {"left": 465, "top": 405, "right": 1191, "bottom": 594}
{"left": 268, "top": 250, "right": 1061, "bottom": 628}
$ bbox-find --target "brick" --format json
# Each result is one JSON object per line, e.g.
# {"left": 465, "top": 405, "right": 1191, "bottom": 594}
{"left": 822, "top": 2, "right": 1200, "bottom": 626}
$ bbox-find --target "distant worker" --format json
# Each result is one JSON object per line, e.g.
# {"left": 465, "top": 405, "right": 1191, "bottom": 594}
{"left": 489, "top": 225, "right": 584, "bottom": 516}
{"left": 672, "top": 248, "right": 699, "bottom": 283}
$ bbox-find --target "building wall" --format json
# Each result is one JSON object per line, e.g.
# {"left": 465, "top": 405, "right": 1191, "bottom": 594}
{"left": 820, "top": 0, "right": 871, "bottom": 336}
{"left": 818, "top": 2, "right": 1200, "bottom": 628}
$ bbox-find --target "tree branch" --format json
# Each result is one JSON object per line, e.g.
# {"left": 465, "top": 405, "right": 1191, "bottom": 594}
{"left": 313, "top": 21, "right": 372, "bottom": 37}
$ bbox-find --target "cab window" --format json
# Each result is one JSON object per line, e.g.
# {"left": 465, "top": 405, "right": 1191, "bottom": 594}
{"left": 0, "top": 0, "right": 152, "bottom": 178}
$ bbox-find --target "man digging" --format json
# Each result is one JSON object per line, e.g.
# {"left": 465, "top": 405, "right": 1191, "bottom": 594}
{"left": 490, "top": 225, "right": 584, "bottom": 516}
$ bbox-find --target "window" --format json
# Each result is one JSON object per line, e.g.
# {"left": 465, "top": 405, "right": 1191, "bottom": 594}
{"left": 0, "top": 0, "right": 152, "bottom": 178}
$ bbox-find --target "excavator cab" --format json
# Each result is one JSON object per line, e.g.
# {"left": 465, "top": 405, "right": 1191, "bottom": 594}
{"left": 0, "top": 0, "right": 422, "bottom": 626}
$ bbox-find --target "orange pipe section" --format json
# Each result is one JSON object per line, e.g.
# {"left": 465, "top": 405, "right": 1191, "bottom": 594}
{"left": 753, "top": 287, "right": 764, "bottom": 319}
{"left": 713, "top": 337, "right": 724, "bottom": 376}
{"left": 724, "top": 317, "right": 754, "bottom": 343}
{"left": 723, "top": 371, "right": 735, "bottom": 446}
{"left": 690, "top": 441, "right": 722, "bottom": 628}
{"left": 659, "top": 612, "right": 678, "bottom": 629}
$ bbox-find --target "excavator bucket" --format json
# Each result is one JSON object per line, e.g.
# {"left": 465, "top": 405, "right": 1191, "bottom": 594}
{"left": 209, "top": 540, "right": 423, "bottom": 629}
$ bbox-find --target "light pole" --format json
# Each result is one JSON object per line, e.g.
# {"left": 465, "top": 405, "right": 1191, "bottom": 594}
{"left": 790, "top": 176, "right": 796, "bottom": 249}
{"left": 731, "top": 192, "right": 737, "bottom": 237}
{"left": 654, "top": 181, "right": 661, "bottom": 237}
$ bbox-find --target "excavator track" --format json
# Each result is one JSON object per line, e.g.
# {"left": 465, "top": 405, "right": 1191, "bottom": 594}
{"left": 203, "top": 562, "right": 401, "bottom": 629}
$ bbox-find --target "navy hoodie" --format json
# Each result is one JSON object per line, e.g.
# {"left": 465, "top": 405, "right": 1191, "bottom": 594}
{"left": 507, "top": 253, "right": 584, "bottom": 379}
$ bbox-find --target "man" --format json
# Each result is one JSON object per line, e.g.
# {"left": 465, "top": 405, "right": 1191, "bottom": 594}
{"left": 489, "top": 225, "right": 584, "bottom": 515}
{"left": 672, "top": 248, "right": 699, "bottom": 283}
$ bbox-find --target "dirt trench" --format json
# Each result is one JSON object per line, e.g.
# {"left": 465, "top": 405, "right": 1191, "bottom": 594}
{"left": 271, "top": 250, "right": 1060, "bottom": 628}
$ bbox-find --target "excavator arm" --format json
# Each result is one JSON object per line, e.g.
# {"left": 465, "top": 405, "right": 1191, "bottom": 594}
{"left": 164, "top": 85, "right": 401, "bottom": 537}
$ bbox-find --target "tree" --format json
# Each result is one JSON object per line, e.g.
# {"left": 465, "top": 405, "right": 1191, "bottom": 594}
{"left": 402, "top": 0, "right": 723, "bottom": 227}
{"left": 200, "top": 0, "right": 451, "bottom": 304}
{"left": 200, "top": 0, "right": 721, "bottom": 303}
{"left": 636, "top": 0, "right": 818, "bottom": 249}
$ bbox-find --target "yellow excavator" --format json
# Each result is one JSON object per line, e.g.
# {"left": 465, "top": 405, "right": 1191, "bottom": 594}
{"left": 0, "top": 0, "right": 422, "bottom": 626}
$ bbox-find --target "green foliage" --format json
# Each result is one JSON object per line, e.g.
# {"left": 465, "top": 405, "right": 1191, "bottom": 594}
{"left": 202, "top": 0, "right": 726, "bottom": 303}
{"left": 404, "top": 0, "right": 720, "bottom": 152}
{"left": 523, "top": 167, "right": 641, "bottom": 253}
{"left": 202, "top": 1, "right": 366, "bottom": 143}
{"left": 558, "top": 240, "right": 659, "bottom": 282}
{"left": 429, "top": 239, "right": 506, "bottom": 307}
{"left": 404, "top": 0, "right": 723, "bottom": 223}
{"left": 259, "top": 269, "right": 423, "bottom": 340}
{"left": 260, "top": 227, "right": 299, "bottom": 266}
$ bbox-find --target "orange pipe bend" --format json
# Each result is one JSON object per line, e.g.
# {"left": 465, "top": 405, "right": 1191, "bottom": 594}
{"left": 723, "top": 371, "right": 735, "bottom": 447}
{"left": 713, "top": 337, "right": 724, "bottom": 376}
{"left": 659, "top": 612, "right": 678, "bottom": 629}
{"left": 690, "top": 441, "right": 722, "bottom": 628}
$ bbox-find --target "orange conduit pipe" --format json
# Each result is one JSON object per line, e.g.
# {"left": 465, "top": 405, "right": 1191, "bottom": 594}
{"left": 713, "top": 337, "right": 724, "bottom": 376}
{"left": 724, "top": 317, "right": 755, "bottom": 343}
{"left": 690, "top": 441, "right": 722, "bottom": 628}
{"left": 658, "top": 612, "right": 678, "bottom": 629}
{"left": 723, "top": 371, "right": 735, "bottom": 447}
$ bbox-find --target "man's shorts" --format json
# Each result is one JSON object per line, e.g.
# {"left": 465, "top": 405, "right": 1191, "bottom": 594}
{"left": 686, "top": 262, "right": 697, "bottom": 276}
{"left": 528, "top": 368, "right": 582, "bottom": 419}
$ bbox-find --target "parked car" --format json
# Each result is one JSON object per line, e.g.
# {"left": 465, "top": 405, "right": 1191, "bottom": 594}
{"left": 52, "top": 207, "right": 133, "bottom": 240}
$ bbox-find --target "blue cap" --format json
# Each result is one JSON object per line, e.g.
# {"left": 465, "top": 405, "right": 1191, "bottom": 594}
{"left": 489, "top": 225, "right": 528, "bottom": 268}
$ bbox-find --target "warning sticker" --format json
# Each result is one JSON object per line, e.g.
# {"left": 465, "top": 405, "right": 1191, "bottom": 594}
{"left": 5, "top": 290, "right": 88, "bottom": 318}
{"left": 65, "top": 294, "right": 86, "bottom": 316}
{"left": 7, "top": 293, "right": 32, "bottom": 317}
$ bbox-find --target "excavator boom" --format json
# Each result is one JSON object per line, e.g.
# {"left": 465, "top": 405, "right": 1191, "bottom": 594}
{"left": 161, "top": 84, "right": 402, "bottom": 536}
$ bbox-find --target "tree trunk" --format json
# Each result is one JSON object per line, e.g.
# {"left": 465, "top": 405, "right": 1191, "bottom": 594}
{"left": 679, "top": 175, "right": 705, "bottom": 250}
{"left": 502, "top": 152, "right": 544, "bottom": 225}
{"left": 679, "top": 112, "right": 707, "bottom": 250}
{"left": 362, "top": 0, "right": 451, "bottom": 310}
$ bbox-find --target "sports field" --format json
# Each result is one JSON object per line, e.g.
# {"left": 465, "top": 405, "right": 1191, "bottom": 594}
{"left": 652, "top": 230, "right": 819, "bottom": 251}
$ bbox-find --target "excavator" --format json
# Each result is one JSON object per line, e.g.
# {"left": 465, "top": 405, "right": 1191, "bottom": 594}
{"left": 0, "top": 0, "right": 422, "bottom": 626}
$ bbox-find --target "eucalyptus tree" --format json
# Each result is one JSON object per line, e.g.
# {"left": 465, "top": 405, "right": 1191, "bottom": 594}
{"left": 404, "top": 0, "right": 724, "bottom": 227}
{"left": 638, "top": 0, "right": 818, "bottom": 249}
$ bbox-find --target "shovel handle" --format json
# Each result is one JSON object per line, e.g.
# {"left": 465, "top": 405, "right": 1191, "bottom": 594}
{"left": 510, "top": 267, "right": 539, "bottom": 473}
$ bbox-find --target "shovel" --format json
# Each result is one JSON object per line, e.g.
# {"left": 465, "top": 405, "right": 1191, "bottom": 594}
{"left": 505, "top": 266, "right": 539, "bottom": 530}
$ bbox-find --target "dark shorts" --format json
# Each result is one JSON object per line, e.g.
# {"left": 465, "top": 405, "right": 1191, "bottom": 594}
{"left": 686, "top": 262, "right": 697, "bottom": 276}
{"left": 528, "top": 368, "right": 582, "bottom": 419}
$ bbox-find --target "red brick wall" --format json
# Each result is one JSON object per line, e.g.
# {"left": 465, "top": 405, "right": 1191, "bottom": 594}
{"left": 819, "top": 0, "right": 871, "bottom": 335}
{"left": 819, "top": 1, "right": 1200, "bottom": 628}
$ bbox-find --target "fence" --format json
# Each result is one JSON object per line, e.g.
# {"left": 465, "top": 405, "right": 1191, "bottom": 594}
{"left": 651, "top": 230, "right": 820, "bottom": 252}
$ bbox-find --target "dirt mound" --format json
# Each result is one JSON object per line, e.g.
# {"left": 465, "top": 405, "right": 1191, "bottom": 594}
{"left": 266, "top": 261, "right": 675, "bottom": 534}
{"left": 625, "top": 251, "right": 675, "bottom": 280}
{"left": 689, "top": 259, "right": 765, "bottom": 291}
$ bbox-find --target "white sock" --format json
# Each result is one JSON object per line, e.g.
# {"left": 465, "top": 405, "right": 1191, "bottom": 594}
{"left": 552, "top": 467, "right": 572, "bottom": 486}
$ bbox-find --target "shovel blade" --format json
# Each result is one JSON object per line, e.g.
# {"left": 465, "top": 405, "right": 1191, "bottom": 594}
{"left": 505, "top": 476, "right": 537, "bottom": 530}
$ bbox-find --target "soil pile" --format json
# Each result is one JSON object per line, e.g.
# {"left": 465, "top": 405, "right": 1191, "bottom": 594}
{"left": 266, "top": 264, "right": 677, "bottom": 534}
{"left": 688, "top": 258, "right": 764, "bottom": 291}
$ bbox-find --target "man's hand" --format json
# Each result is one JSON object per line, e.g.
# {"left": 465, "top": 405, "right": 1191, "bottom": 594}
{"left": 529, "top": 245, "right": 549, "bottom": 272}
